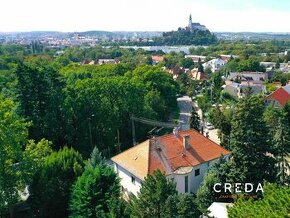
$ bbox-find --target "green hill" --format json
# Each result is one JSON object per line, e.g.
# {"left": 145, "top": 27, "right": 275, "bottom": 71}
{"left": 155, "top": 28, "right": 217, "bottom": 46}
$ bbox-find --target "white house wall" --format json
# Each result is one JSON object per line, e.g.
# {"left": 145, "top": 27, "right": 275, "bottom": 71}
{"left": 170, "top": 158, "right": 220, "bottom": 194}
{"left": 114, "top": 157, "right": 224, "bottom": 196}
{"left": 114, "top": 164, "right": 142, "bottom": 196}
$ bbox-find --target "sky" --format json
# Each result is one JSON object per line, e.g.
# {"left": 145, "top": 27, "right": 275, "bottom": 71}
{"left": 1, "top": 0, "right": 290, "bottom": 32}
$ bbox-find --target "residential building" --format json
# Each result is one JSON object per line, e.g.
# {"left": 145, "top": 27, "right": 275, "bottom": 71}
{"left": 151, "top": 55, "right": 164, "bottom": 64}
{"left": 226, "top": 72, "right": 268, "bottom": 83}
{"left": 82, "top": 59, "right": 118, "bottom": 65}
{"left": 260, "top": 62, "right": 290, "bottom": 72}
{"left": 265, "top": 84, "right": 290, "bottom": 107}
{"left": 188, "top": 69, "right": 207, "bottom": 81}
{"left": 223, "top": 81, "right": 266, "bottom": 99}
{"left": 111, "top": 129, "right": 230, "bottom": 197}
{"left": 203, "top": 58, "right": 225, "bottom": 72}
{"left": 219, "top": 54, "right": 239, "bottom": 63}
{"left": 98, "top": 59, "right": 117, "bottom": 65}
{"left": 184, "top": 55, "right": 207, "bottom": 63}
{"left": 167, "top": 67, "right": 188, "bottom": 80}
{"left": 280, "top": 62, "right": 290, "bottom": 72}
{"left": 82, "top": 59, "right": 91, "bottom": 65}
{"left": 260, "top": 62, "right": 276, "bottom": 71}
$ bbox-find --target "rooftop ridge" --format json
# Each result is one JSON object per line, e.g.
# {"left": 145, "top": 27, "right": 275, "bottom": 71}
{"left": 111, "top": 129, "right": 230, "bottom": 180}
{"left": 157, "top": 128, "right": 224, "bottom": 149}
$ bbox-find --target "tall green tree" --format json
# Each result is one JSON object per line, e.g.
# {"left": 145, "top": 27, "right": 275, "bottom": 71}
{"left": 64, "top": 65, "right": 178, "bottom": 155}
{"left": 228, "top": 183, "right": 290, "bottom": 218}
{"left": 23, "top": 139, "right": 53, "bottom": 183}
{"left": 29, "top": 147, "right": 84, "bottom": 218}
{"left": 228, "top": 96, "right": 277, "bottom": 184}
{"left": 283, "top": 101, "right": 290, "bottom": 127}
{"left": 237, "top": 57, "right": 265, "bottom": 72}
{"left": 144, "top": 89, "right": 167, "bottom": 119}
{"left": 0, "top": 95, "right": 29, "bottom": 215}
{"left": 87, "top": 147, "right": 106, "bottom": 168}
{"left": 211, "top": 71, "right": 224, "bottom": 102}
{"left": 275, "top": 58, "right": 280, "bottom": 69}
{"left": 272, "top": 117, "right": 290, "bottom": 184}
{"left": 197, "top": 58, "right": 204, "bottom": 73}
{"left": 129, "top": 170, "right": 177, "bottom": 218}
{"left": 190, "top": 107, "right": 200, "bottom": 131}
{"left": 176, "top": 194, "right": 200, "bottom": 218}
{"left": 69, "top": 164, "right": 124, "bottom": 218}
{"left": 179, "top": 57, "right": 195, "bottom": 68}
{"left": 264, "top": 106, "right": 290, "bottom": 184}
{"left": 128, "top": 169, "right": 201, "bottom": 217}
{"left": 64, "top": 77, "right": 146, "bottom": 155}
{"left": 197, "top": 95, "right": 210, "bottom": 123}
{"left": 208, "top": 106, "right": 232, "bottom": 148}
{"left": 161, "top": 195, "right": 177, "bottom": 218}
{"left": 16, "top": 59, "right": 65, "bottom": 146}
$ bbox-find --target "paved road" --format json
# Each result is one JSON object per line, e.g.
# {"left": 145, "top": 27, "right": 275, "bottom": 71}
{"left": 193, "top": 100, "right": 221, "bottom": 145}
{"left": 177, "top": 96, "right": 221, "bottom": 144}
{"left": 177, "top": 96, "right": 192, "bottom": 130}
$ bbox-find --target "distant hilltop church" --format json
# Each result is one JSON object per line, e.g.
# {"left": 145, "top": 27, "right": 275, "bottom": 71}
{"left": 186, "top": 14, "right": 208, "bottom": 32}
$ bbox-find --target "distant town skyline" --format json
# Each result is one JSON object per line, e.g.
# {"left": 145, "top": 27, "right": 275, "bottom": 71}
{"left": 1, "top": 0, "right": 290, "bottom": 33}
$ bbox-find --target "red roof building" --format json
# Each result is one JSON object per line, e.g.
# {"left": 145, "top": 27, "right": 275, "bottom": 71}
{"left": 265, "top": 84, "right": 290, "bottom": 107}
{"left": 151, "top": 55, "right": 164, "bottom": 64}
{"left": 111, "top": 129, "right": 229, "bottom": 195}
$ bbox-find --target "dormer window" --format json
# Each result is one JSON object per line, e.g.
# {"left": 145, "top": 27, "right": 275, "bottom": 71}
{"left": 195, "top": 169, "right": 200, "bottom": 176}
{"left": 185, "top": 175, "right": 188, "bottom": 193}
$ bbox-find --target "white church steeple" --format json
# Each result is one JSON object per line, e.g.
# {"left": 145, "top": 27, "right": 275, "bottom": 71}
{"left": 188, "top": 14, "right": 193, "bottom": 29}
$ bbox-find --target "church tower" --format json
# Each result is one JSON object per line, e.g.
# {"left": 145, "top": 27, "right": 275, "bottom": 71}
{"left": 188, "top": 14, "right": 193, "bottom": 30}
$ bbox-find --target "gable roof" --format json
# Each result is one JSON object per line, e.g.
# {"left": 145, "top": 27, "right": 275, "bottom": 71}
{"left": 111, "top": 129, "right": 230, "bottom": 180}
{"left": 227, "top": 72, "right": 268, "bottom": 82}
{"left": 189, "top": 69, "right": 207, "bottom": 80}
{"left": 151, "top": 55, "right": 164, "bottom": 62}
{"left": 265, "top": 84, "right": 290, "bottom": 106}
{"left": 112, "top": 140, "right": 150, "bottom": 180}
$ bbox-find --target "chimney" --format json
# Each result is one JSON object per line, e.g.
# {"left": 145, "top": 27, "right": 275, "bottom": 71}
{"left": 183, "top": 135, "right": 190, "bottom": 149}
{"left": 173, "top": 127, "right": 179, "bottom": 137}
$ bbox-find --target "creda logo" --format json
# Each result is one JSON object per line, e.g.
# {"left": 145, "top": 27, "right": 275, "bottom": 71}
{"left": 213, "top": 183, "right": 264, "bottom": 193}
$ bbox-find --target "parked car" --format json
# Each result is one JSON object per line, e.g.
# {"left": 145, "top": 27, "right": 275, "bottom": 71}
{"left": 205, "top": 123, "right": 215, "bottom": 130}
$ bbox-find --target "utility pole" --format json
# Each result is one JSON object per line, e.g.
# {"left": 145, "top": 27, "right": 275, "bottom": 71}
{"left": 131, "top": 115, "right": 136, "bottom": 146}
{"left": 210, "top": 81, "right": 214, "bottom": 104}
{"left": 88, "top": 114, "right": 95, "bottom": 149}
{"left": 88, "top": 117, "right": 93, "bottom": 149}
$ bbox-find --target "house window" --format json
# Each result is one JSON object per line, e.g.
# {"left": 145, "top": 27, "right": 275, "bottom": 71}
{"left": 131, "top": 176, "right": 135, "bottom": 184}
{"left": 195, "top": 169, "right": 200, "bottom": 176}
{"left": 185, "top": 176, "right": 188, "bottom": 193}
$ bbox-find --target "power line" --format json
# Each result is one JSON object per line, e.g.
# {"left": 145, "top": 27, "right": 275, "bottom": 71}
{"left": 131, "top": 114, "right": 179, "bottom": 146}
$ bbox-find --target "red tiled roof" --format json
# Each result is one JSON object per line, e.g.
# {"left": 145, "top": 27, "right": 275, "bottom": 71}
{"left": 169, "top": 67, "right": 184, "bottom": 75}
{"left": 265, "top": 87, "right": 290, "bottom": 106}
{"left": 151, "top": 55, "right": 164, "bottom": 62}
{"left": 111, "top": 129, "right": 230, "bottom": 179}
